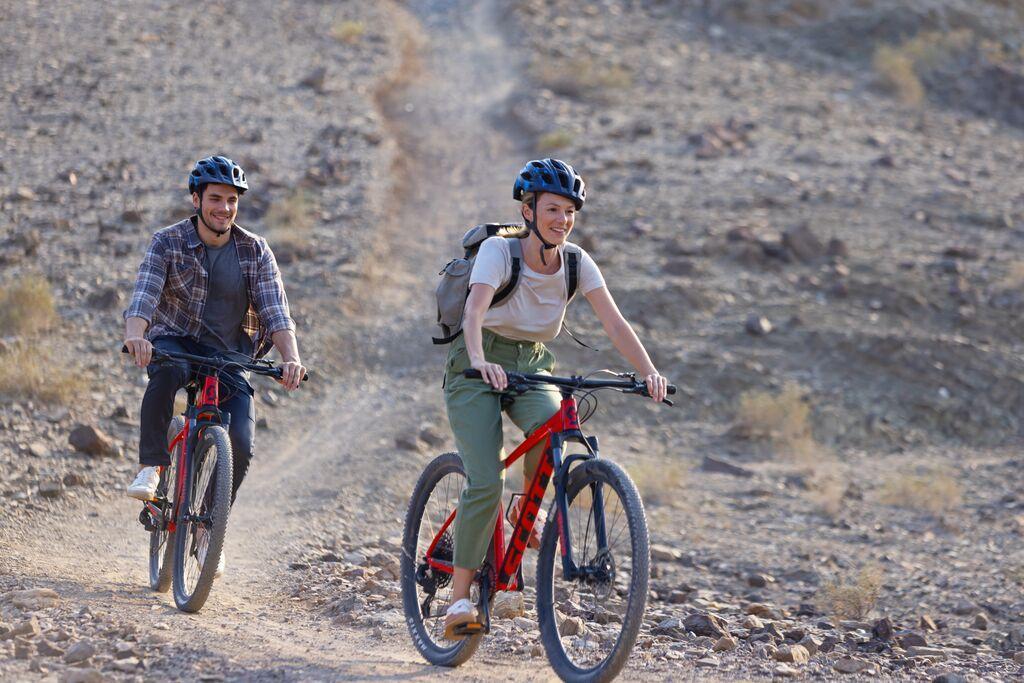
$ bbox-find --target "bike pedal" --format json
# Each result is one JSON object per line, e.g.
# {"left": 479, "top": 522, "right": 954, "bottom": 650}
{"left": 453, "top": 621, "right": 485, "bottom": 636}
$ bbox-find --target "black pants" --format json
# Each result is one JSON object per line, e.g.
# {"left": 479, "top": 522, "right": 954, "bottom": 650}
{"left": 139, "top": 336, "right": 255, "bottom": 503}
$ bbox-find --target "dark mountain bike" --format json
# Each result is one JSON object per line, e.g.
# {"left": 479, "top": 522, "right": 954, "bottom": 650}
{"left": 401, "top": 369, "right": 675, "bottom": 682}
{"left": 130, "top": 347, "right": 305, "bottom": 612}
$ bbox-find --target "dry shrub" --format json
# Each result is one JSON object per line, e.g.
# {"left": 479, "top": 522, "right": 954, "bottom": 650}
{"left": 818, "top": 565, "right": 883, "bottom": 620}
{"left": 331, "top": 20, "right": 365, "bottom": 44}
{"left": 266, "top": 190, "right": 315, "bottom": 263}
{"left": 532, "top": 58, "right": 632, "bottom": 101}
{"left": 807, "top": 469, "right": 846, "bottom": 518}
{"left": 873, "top": 30, "right": 975, "bottom": 105}
{"left": 878, "top": 467, "right": 961, "bottom": 515}
{"left": 0, "top": 343, "right": 86, "bottom": 404}
{"left": 537, "top": 130, "right": 573, "bottom": 152}
{"left": 629, "top": 460, "right": 686, "bottom": 507}
{"left": 0, "top": 274, "right": 57, "bottom": 335}
{"left": 733, "top": 382, "right": 819, "bottom": 462}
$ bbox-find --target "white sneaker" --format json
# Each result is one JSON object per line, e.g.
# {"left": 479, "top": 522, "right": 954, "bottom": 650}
{"left": 195, "top": 526, "right": 226, "bottom": 578}
{"left": 126, "top": 467, "right": 160, "bottom": 501}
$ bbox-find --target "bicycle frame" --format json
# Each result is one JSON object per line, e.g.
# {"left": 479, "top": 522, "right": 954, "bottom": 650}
{"left": 424, "top": 387, "right": 605, "bottom": 595}
{"left": 141, "top": 374, "right": 228, "bottom": 533}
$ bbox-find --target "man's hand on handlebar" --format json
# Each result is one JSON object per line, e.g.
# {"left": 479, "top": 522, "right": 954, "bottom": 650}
{"left": 277, "top": 360, "right": 306, "bottom": 391}
{"left": 124, "top": 337, "right": 153, "bottom": 368}
{"left": 643, "top": 372, "right": 669, "bottom": 404}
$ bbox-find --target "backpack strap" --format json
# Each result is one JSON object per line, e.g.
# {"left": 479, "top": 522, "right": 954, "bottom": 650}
{"left": 563, "top": 244, "right": 581, "bottom": 302}
{"left": 492, "top": 238, "right": 522, "bottom": 307}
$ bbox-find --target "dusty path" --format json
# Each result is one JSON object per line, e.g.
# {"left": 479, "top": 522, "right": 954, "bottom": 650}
{"left": 2, "top": 0, "right": 564, "bottom": 680}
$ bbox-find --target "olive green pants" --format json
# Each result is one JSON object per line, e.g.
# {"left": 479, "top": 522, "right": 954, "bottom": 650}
{"left": 444, "top": 329, "right": 561, "bottom": 569}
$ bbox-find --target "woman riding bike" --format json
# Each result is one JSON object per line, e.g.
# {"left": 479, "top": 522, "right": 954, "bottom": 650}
{"left": 442, "top": 158, "right": 669, "bottom": 638}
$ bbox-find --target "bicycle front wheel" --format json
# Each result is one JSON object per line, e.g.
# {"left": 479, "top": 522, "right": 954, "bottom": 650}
{"left": 536, "top": 459, "right": 650, "bottom": 683}
{"left": 400, "top": 451, "right": 483, "bottom": 667}
{"left": 173, "top": 425, "right": 232, "bottom": 613}
{"left": 148, "top": 416, "right": 183, "bottom": 592}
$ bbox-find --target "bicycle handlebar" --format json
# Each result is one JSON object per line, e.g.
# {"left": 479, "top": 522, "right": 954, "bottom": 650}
{"left": 121, "top": 346, "right": 310, "bottom": 382}
{"left": 462, "top": 369, "right": 676, "bottom": 406}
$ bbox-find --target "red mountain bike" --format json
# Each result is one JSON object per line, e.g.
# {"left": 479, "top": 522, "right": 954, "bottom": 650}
{"left": 401, "top": 369, "right": 675, "bottom": 682}
{"left": 131, "top": 347, "right": 304, "bottom": 612}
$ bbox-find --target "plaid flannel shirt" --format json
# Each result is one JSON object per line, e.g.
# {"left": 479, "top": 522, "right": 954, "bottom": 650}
{"left": 124, "top": 217, "right": 295, "bottom": 358}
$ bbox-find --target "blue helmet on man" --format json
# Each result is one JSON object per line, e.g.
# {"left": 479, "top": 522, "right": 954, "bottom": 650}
{"left": 188, "top": 155, "right": 248, "bottom": 195}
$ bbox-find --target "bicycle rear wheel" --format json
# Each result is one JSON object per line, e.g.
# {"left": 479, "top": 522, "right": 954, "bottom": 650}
{"left": 173, "top": 425, "right": 232, "bottom": 613}
{"left": 148, "top": 416, "right": 183, "bottom": 592}
{"left": 401, "top": 452, "right": 483, "bottom": 667}
{"left": 536, "top": 459, "right": 649, "bottom": 683}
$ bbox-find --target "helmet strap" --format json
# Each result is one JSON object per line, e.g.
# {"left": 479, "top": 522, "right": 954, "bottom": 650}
{"left": 526, "top": 195, "right": 557, "bottom": 265}
{"left": 196, "top": 193, "right": 230, "bottom": 237}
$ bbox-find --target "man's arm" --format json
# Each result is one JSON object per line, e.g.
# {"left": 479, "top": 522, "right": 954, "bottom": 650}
{"left": 271, "top": 329, "right": 304, "bottom": 390}
{"left": 123, "top": 234, "right": 167, "bottom": 367}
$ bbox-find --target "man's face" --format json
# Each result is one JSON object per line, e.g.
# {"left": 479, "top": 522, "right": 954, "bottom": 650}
{"left": 193, "top": 183, "right": 239, "bottom": 233}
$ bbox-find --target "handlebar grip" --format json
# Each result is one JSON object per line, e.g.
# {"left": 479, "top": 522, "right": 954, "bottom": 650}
{"left": 463, "top": 369, "right": 483, "bottom": 379}
{"left": 667, "top": 385, "right": 677, "bottom": 395}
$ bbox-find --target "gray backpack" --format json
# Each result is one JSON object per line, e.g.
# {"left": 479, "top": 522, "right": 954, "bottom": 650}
{"left": 433, "top": 223, "right": 581, "bottom": 345}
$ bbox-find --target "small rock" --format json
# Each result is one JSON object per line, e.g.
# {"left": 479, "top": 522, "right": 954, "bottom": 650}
{"left": 798, "top": 634, "right": 821, "bottom": 655}
{"left": 558, "top": 615, "right": 585, "bottom": 637}
{"left": 63, "top": 472, "right": 87, "bottom": 487}
{"left": 256, "top": 416, "right": 270, "bottom": 431}
{"left": 1012, "top": 651, "right": 1024, "bottom": 664}
{"left": 834, "top": 657, "right": 875, "bottom": 674}
{"left": 2, "top": 616, "right": 40, "bottom": 640}
{"left": 972, "top": 612, "right": 989, "bottom": 630}
{"left": 15, "top": 638, "right": 34, "bottom": 660}
{"left": 63, "top": 640, "right": 96, "bottom": 664}
{"left": 756, "top": 643, "right": 777, "bottom": 659}
{"left": 37, "top": 639, "right": 65, "bottom": 657}
{"left": 744, "top": 314, "right": 772, "bottom": 336}
{"left": 395, "top": 434, "right": 420, "bottom": 451}
{"left": 299, "top": 66, "right": 328, "bottom": 93}
{"left": 700, "top": 456, "right": 753, "bottom": 478}
{"left": 68, "top": 425, "right": 118, "bottom": 457}
{"left": 907, "top": 645, "right": 947, "bottom": 659}
{"left": 492, "top": 591, "right": 525, "bottom": 619}
{"left": 896, "top": 632, "right": 928, "bottom": 648}
{"left": 8, "top": 587, "right": 60, "bottom": 610}
{"left": 58, "top": 670, "right": 105, "bottom": 683}
{"left": 418, "top": 425, "right": 446, "bottom": 448}
{"left": 513, "top": 617, "right": 534, "bottom": 631}
{"left": 38, "top": 479, "right": 64, "bottom": 499}
{"left": 695, "top": 656, "right": 720, "bottom": 667}
{"left": 826, "top": 238, "right": 849, "bottom": 258}
{"left": 774, "top": 664, "right": 800, "bottom": 677}
{"left": 871, "top": 616, "right": 894, "bottom": 641}
{"left": 931, "top": 675, "right": 966, "bottom": 683}
{"left": 747, "top": 573, "right": 773, "bottom": 588}
{"left": 746, "top": 603, "right": 783, "bottom": 620}
{"left": 650, "top": 544, "right": 682, "bottom": 563}
{"left": 919, "top": 615, "right": 938, "bottom": 631}
{"left": 782, "top": 222, "right": 825, "bottom": 262}
{"left": 743, "top": 615, "right": 764, "bottom": 630}
{"left": 111, "top": 657, "right": 140, "bottom": 672}
{"left": 774, "top": 644, "right": 809, "bottom": 663}
{"left": 951, "top": 599, "right": 977, "bottom": 616}
{"left": 713, "top": 635, "right": 737, "bottom": 652}
{"left": 683, "top": 611, "right": 728, "bottom": 639}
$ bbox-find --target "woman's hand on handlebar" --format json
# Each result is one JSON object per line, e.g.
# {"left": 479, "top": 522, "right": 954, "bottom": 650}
{"left": 644, "top": 372, "right": 669, "bottom": 404}
{"left": 471, "top": 359, "right": 507, "bottom": 392}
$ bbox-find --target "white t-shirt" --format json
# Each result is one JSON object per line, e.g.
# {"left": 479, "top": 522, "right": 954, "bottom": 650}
{"left": 469, "top": 237, "right": 606, "bottom": 342}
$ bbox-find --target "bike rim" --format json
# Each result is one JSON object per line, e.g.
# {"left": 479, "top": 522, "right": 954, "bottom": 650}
{"left": 412, "top": 469, "right": 474, "bottom": 651}
{"left": 549, "top": 477, "right": 637, "bottom": 672}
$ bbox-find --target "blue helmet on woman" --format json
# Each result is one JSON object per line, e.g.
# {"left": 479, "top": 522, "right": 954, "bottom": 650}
{"left": 513, "top": 158, "right": 585, "bottom": 210}
{"left": 188, "top": 155, "right": 248, "bottom": 195}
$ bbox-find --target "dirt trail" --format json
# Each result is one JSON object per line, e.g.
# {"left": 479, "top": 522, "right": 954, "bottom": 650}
{"left": 2, "top": 1, "right": 560, "bottom": 680}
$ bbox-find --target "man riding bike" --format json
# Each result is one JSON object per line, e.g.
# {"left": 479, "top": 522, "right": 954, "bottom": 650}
{"left": 441, "top": 158, "right": 669, "bottom": 638}
{"left": 122, "top": 155, "right": 306, "bottom": 575}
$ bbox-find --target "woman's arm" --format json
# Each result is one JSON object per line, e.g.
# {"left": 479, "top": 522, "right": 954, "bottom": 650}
{"left": 584, "top": 286, "right": 668, "bottom": 402}
{"left": 462, "top": 284, "right": 508, "bottom": 391}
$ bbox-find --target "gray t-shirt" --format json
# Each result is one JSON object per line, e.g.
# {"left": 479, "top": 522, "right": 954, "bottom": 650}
{"left": 469, "top": 237, "right": 606, "bottom": 342}
{"left": 198, "top": 237, "right": 252, "bottom": 355}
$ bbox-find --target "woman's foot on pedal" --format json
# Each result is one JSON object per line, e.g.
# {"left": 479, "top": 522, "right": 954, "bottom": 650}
{"left": 443, "top": 598, "right": 478, "bottom": 640}
{"left": 126, "top": 466, "right": 160, "bottom": 501}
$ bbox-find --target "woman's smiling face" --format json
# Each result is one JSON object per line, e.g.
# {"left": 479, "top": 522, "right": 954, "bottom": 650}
{"left": 524, "top": 192, "right": 576, "bottom": 245}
